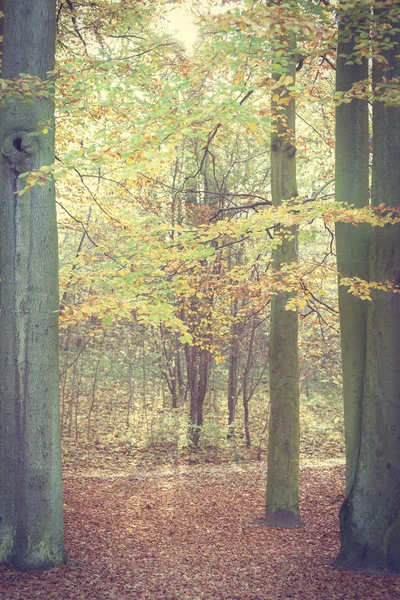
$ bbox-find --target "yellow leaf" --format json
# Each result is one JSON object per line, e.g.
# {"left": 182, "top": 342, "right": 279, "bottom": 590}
{"left": 283, "top": 75, "right": 294, "bottom": 86}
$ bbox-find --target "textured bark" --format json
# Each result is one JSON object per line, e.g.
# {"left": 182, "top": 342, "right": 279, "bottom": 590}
{"left": 265, "top": 39, "right": 301, "bottom": 528}
{"left": 336, "top": 6, "right": 400, "bottom": 573}
{"left": 0, "top": 1, "right": 3, "bottom": 68}
{"left": 335, "top": 7, "right": 369, "bottom": 496}
{"left": 0, "top": 0, "right": 65, "bottom": 570}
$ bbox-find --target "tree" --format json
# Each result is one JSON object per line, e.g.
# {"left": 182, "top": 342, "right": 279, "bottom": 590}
{"left": 336, "top": 0, "right": 400, "bottom": 573}
{"left": 335, "top": 0, "right": 369, "bottom": 495}
{"left": 265, "top": 35, "right": 302, "bottom": 528}
{"left": 48, "top": 0, "right": 339, "bottom": 458}
{"left": 0, "top": 0, "right": 65, "bottom": 569}
{"left": 227, "top": 296, "right": 240, "bottom": 438}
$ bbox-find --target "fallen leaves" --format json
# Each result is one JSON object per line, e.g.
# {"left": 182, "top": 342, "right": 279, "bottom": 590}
{"left": 1, "top": 462, "right": 399, "bottom": 599}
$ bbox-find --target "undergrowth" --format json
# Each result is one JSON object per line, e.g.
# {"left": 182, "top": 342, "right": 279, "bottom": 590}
{"left": 62, "top": 392, "right": 344, "bottom": 470}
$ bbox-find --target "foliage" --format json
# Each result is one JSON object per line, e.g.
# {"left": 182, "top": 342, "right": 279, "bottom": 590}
{"left": 49, "top": 0, "right": 400, "bottom": 454}
{"left": 3, "top": 0, "right": 398, "bottom": 459}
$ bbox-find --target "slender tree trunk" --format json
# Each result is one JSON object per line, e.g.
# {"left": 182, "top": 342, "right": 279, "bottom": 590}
{"left": 335, "top": 6, "right": 369, "bottom": 496}
{"left": 265, "top": 37, "right": 301, "bottom": 528}
{"left": 171, "top": 365, "right": 178, "bottom": 409}
{"left": 161, "top": 334, "right": 183, "bottom": 409}
{"left": 336, "top": 8, "right": 400, "bottom": 573}
{"left": 0, "top": 0, "right": 65, "bottom": 569}
{"left": 227, "top": 347, "right": 239, "bottom": 433}
{"left": 127, "top": 344, "right": 135, "bottom": 427}
{"left": 185, "top": 344, "right": 210, "bottom": 447}
{"left": 242, "top": 318, "right": 257, "bottom": 449}
{"left": 227, "top": 299, "right": 239, "bottom": 438}
{"left": 176, "top": 341, "right": 185, "bottom": 403}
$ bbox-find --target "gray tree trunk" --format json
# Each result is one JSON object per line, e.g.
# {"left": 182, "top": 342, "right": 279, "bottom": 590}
{"left": 0, "top": 0, "right": 66, "bottom": 569}
{"left": 265, "top": 38, "right": 301, "bottom": 528}
{"left": 335, "top": 6, "right": 370, "bottom": 496}
{"left": 336, "top": 6, "right": 400, "bottom": 573}
{"left": 0, "top": 1, "right": 4, "bottom": 65}
{"left": 227, "top": 298, "right": 239, "bottom": 438}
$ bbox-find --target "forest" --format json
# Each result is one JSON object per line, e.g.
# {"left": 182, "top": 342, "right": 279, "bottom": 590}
{"left": 0, "top": 0, "right": 400, "bottom": 598}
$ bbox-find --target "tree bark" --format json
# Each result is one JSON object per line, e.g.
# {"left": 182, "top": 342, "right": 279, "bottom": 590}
{"left": 185, "top": 343, "right": 210, "bottom": 447}
{"left": 242, "top": 316, "right": 257, "bottom": 449}
{"left": 336, "top": 3, "right": 400, "bottom": 573}
{"left": 227, "top": 298, "right": 239, "bottom": 438}
{"left": 265, "top": 37, "right": 301, "bottom": 528}
{"left": 0, "top": 0, "right": 3, "bottom": 69}
{"left": 0, "top": 0, "right": 65, "bottom": 569}
{"left": 335, "top": 4, "right": 370, "bottom": 495}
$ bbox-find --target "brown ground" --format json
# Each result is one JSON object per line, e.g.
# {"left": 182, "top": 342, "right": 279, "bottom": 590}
{"left": 0, "top": 461, "right": 399, "bottom": 599}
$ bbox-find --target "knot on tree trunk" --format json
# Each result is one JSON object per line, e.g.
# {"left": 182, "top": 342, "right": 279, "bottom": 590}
{"left": 2, "top": 131, "right": 36, "bottom": 173}
{"left": 285, "top": 143, "right": 296, "bottom": 157}
{"left": 271, "top": 139, "right": 281, "bottom": 152}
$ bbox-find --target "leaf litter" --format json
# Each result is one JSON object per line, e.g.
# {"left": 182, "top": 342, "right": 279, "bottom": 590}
{"left": 1, "top": 461, "right": 399, "bottom": 599}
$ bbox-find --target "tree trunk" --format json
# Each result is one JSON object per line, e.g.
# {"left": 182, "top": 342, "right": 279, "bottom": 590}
{"left": 227, "top": 345, "right": 239, "bottom": 436}
{"left": 176, "top": 341, "right": 185, "bottom": 403}
{"left": 227, "top": 299, "right": 239, "bottom": 438}
{"left": 0, "top": 0, "right": 3, "bottom": 64}
{"left": 185, "top": 344, "right": 210, "bottom": 447}
{"left": 0, "top": 0, "right": 66, "bottom": 569}
{"left": 265, "top": 37, "right": 301, "bottom": 528}
{"left": 171, "top": 367, "right": 178, "bottom": 409}
{"left": 336, "top": 8, "right": 400, "bottom": 572}
{"left": 242, "top": 322, "right": 256, "bottom": 449}
{"left": 242, "top": 314, "right": 263, "bottom": 449}
{"left": 335, "top": 5, "right": 370, "bottom": 497}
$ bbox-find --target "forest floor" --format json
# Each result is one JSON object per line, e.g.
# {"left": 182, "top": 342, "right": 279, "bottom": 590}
{"left": 1, "top": 458, "right": 400, "bottom": 599}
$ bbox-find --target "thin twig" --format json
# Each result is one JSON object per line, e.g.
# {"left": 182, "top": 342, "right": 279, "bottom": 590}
{"left": 57, "top": 201, "right": 98, "bottom": 247}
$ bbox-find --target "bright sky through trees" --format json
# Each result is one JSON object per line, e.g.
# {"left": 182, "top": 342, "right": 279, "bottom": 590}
{"left": 166, "top": 5, "right": 198, "bottom": 52}
{"left": 165, "top": 1, "right": 231, "bottom": 52}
